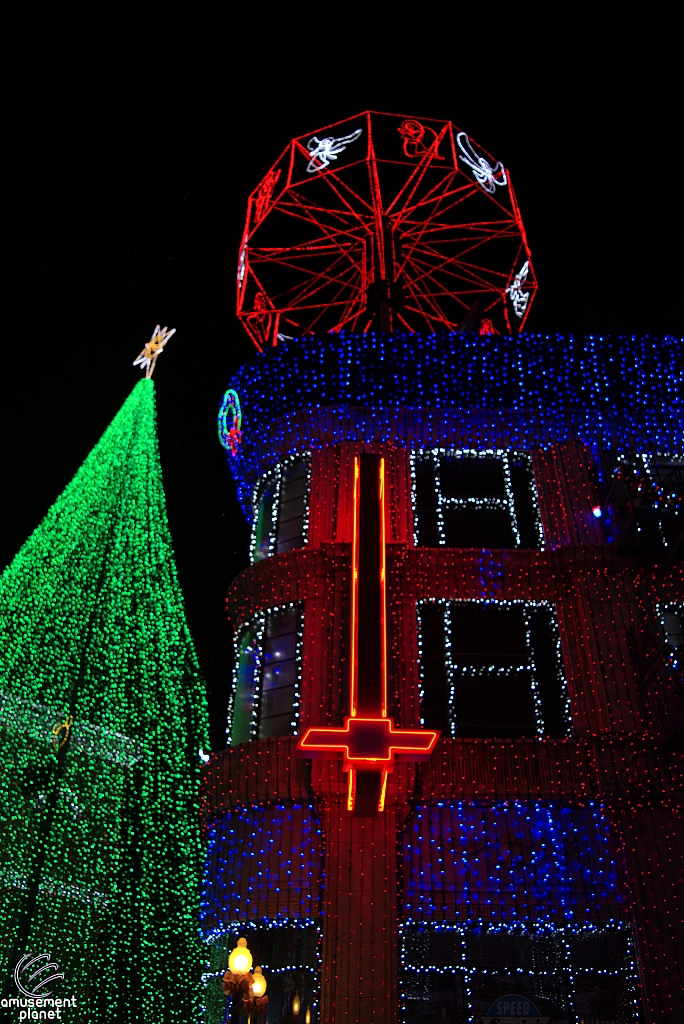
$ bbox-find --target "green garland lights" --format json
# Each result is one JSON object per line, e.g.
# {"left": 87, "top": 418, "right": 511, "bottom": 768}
{"left": 0, "top": 378, "right": 209, "bottom": 1021}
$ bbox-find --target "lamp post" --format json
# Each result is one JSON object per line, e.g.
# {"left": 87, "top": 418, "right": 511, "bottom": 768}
{"left": 223, "top": 938, "right": 269, "bottom": 1021}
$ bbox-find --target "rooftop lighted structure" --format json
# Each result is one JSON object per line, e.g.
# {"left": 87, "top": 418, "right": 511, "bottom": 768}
{"left": 201, "top": 114, "right": 684, "bottom": 1024}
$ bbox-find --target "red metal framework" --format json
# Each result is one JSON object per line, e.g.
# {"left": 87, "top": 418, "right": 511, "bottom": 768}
{"left": 237, "top": 111, "right": 537, "bottom": 350}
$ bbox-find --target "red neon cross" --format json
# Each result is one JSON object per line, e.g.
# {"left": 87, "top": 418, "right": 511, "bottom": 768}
{"left": 297, "top": 455, "right": 439, "bottom": 811}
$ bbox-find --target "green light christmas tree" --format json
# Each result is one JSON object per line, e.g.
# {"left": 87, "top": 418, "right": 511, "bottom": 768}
{"left": 0, "top": 373, "right": 209, "bottom": 1021}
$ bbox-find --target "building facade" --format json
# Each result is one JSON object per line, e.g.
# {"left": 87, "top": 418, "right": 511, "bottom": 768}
{"left": 201, "top": 329, "right": 684, "bottom": 1023}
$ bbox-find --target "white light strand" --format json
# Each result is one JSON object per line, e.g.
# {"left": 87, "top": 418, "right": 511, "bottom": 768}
{"left": 250, "top": 453, "right": 311, "bottom": 563}
{"left": 657, "top": 600, "right": 684, "bottom": 675}
{"left": 502, "top": 452, "right": 521, "bottom": 546}
{"left": 409, "top": 450, "right": 421, "bottom": 549}
{"left": 398, "top": 920, "right": 640, "bottom": 1011}
{"left": 250, "top": 469, "right": 278, "bottom": 563}
{"left": 444, "top": 603, "right": 456, "bottom": 738}
{"left": 227, "top": 601, "right": 304, "bottom": 743}
{"left": 524, "top": 607, "right": 548, "bottom": 735}
{"left": 418, "top": 597, "right": 571, "bottom": 740}
{"left": 226, "top": 618, "right": 263, "bottom": 743}
{"left": 412, "top": 447, "right": 542, "bottom": 551}
{"left": 299, "top": 455, "right": 313, "bottom": 556}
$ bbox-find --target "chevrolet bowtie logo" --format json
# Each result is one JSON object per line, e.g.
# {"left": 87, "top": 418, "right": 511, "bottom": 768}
{"left": 299, "top": 715, "right": 438, "bottom": 765}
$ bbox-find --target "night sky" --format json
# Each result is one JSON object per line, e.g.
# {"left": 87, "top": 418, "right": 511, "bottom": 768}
{"left": 3, "top": 13, "right": 682, "bottom": 748}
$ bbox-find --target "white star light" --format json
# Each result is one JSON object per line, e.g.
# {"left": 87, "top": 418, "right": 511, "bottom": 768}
{"left": 133, "top": 325, "right": 176, "bottom": 378}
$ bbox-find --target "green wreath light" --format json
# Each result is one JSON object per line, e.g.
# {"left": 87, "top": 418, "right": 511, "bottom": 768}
{"left": 218, "top": 389, "right": 243, "bottom": 457}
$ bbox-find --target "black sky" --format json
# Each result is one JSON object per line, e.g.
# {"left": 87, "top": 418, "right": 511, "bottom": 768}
{"left": 2, "top": 11, "right": 682, "bottom": 748}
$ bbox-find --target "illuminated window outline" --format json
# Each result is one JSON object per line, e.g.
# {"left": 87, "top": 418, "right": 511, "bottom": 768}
{"left": 398, "top": 921, "right": 642, "bottom": 1022}
{"left": 227, "top": 602, "right": 304, "bottom": 745}
{"left": 417, "top": 598, "right": 571, "bottom": 740}
{"left": 409, "top": 448, "right": 544, "bottom": 550}
{"left": 250, "top": 453, "right": 311, "bottom": 563}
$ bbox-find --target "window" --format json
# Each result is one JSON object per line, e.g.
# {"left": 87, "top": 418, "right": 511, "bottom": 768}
{"left": 251, "top": 456, "right": 310, "bottom": 562}
{"left": 607, "top": 453, "right": 684, "bottom": 553}
{"left": 229, "top": 605, "right": 302, "bottom": 745}
{"left": 412, "top": 450, "right": 542, "bottom": 550}
{"left": 418, "top": 601, "right": 569, "bottom": 739}
{"left": 400, "top": 924, "right": 641, "bottom": 1024}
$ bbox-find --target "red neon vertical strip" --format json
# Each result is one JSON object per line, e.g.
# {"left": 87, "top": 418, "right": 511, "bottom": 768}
{"left": 379, "top": 457, "right": 388, "bottom": 717}
{"left": 378, "top": 769, "right": 388, "bottom": 812}
{"left": 347, "top": 766, "right": 356, "bottom": 811}
{"left": 350, "top": 457, "right": 360, "bottom": 717}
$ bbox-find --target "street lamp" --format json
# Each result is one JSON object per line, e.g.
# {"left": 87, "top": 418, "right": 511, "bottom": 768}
{"left": 223, "top": 938, "right": 268, "bottom": 1021}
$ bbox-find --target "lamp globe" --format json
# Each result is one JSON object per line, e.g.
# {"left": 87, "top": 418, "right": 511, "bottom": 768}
{"left": 228, "top": 937, "right": 253, "bottom": 976}
{"left": 251, "top": 966, "right": 267, "bottom": 997}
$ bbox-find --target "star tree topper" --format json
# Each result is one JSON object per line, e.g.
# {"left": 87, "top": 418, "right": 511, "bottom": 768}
{"left": 133, "top": 325, "right": 176, "bottom": 378}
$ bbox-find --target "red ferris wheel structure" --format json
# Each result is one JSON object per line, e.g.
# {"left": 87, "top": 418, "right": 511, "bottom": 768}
{"left": 236, "top": 111, "right": 536, "bottom": 350}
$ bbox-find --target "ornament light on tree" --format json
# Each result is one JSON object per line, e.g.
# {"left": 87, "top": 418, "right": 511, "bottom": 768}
{"left": 133, "top": 324, "right": 176, "bottom": 378}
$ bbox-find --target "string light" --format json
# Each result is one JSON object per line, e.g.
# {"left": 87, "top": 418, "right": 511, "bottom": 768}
{"left": 417, "top": 597, "right": 570, "bottom": 740}
{"left": 227, "top": 602, "right": 303, "bottom": 744}
{"left": 0, "top": 378, "right": 210, "bottom": 1022}
{"left": 224, "top": 330, "right": 684, "bottom": 520}
{"left": 409, "top": 448, "right": 544, "bottom": 550}
{"left": 200, "top": 802, "right": 322, "bottom": 1021}
{"left": 210, "top": 327, "right": 684, "bottom": 1022}
{"left": 248, "top": 455, "right": 310, "bottom": 563}
{"left": 398, "top": 920, "right": 642, "bottom": 1021}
